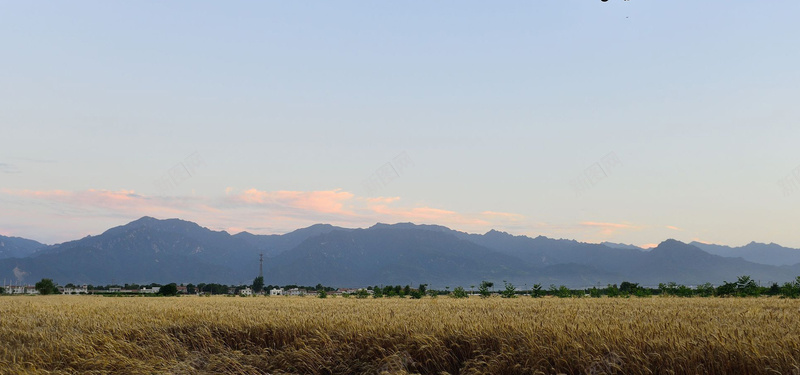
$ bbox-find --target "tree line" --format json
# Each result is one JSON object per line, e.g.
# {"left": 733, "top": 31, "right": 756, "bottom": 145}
{"left": 6, "top": 275, "right": 800, "bottom": 299}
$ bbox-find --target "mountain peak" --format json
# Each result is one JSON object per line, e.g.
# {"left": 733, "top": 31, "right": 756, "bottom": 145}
{"left": 484, "top": 229, "right": 509, "bottom": 236}
{"left": 368, "top": 222, "right": 452, "bottom": 233}
{"left": 132, "top": 216, "right": 158, "bottom": 223}
{"left": 657, "top": 239, "right": 685, "bottom": 247}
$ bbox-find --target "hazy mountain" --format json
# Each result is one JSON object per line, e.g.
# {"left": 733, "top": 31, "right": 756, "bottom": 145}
{"left": 0, "top": 218, "right": 352, "bottom": 285}
{"left": 623, "top": 239, "right": 799, "bottom": 285}
{"left": 690, "top": 241, "right": 800, "bottom": 267}
{"left": 2, "top": 217, "right": 800, "bottom": 287}
{"left": 601, "top": 242, "right": 645, "bottom": 251}
{"left": 0, "top": 217, "right": 250, "bottom": 284}
{"left": 0, "top": 235, "right": 46, "bottom": 259}
{"left": 233, "top": 224, "right": 345, "bottom": 257}
{"left": 456, "top": 229, "right": 642, "bottom": 271}
{"left": 264, "top": 226, "right": 533, "bottom": 287}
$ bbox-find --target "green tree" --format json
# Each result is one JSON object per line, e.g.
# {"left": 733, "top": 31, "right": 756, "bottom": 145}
{"left": 355, "top": 289, "right": 370, "bottom": 299}
{"left": 159, "top": 283, "right": 178, "bottom": 296}
{"left": 696, "top": 282, "right": 715, "bottom": 297}
{"left": 765, "top": 282, "right": 781, "bottom": 296}
{"left": 551, "top": 285, "right": 571, "bottom": 298}
{"left": 478, "top": 281, "right": 493, "bottom": 298}
{"left": 530, "top": 283, "right": 544, "bottom": 298}
{"left": 428, "top": 289, "right": 438, "bottom": 298}
{"left": 252, "top": 276, "right": 264, "bottom": 295}
{"left": 409, "top": 290, "right": 423, "bottom": 299}
{"left": 659, "top": 282, "right": 678, "bottom": 296}
{"left": 418, "top": 284, "right": 427, "bottom": 296}
{"left": 736, "top": 275, "right": 760, "bottom": 296}
{"left": 372, "top": 287, "right": 383, "bottom": 298}
{"left": 675, "top": 284, "right": 693, "bottom": 297}
{"left": 501, "top": 281, "right": 517, "bottom": 298}
{"left": 186, "top": 283, "right": 196, "bottom": 294}
{"left": 0, "top": 286, "right": 5, "bottom": 294}
{"left": 606, "top": 284, "right": 621, "bottom": 297}
{"left": 634, "top": 287, "right": 652, "bottom": 298}
{"left": 403, "top": 285, "right": 412, "bottom": 296}
{"left": 451, "top": 286, "right": 468, "bottom": 298}
{"left": 619, "top": 281, "right": 640, "bottom": 295}
{"left": 716, "top": 280, "right": 737, "bottom": 296}
{"left": 779, "top": 277, "right": 800, "bottom": 298}
{"left": 35, "top": 278, "right": 58, "bottom": 295}
{"left": 318, "top": 289, "right": 328, "bottom": 299}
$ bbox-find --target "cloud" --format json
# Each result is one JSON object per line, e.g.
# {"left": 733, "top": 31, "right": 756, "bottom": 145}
{"left": 366, "top": 196, "right": 400, "bottom": 204}
{"left": 0, "top": 187, "right": 519, "bottom": 242}
{"left": 0, "top": 188, "right": 191, "bottom": 218}
{"left": 2, "top": 187, "right": 650, "bottom": 247}
{"left": 580, "top": 221, "right": 637, "bottom": 236}
{"left": 369, "top": 204, "right": 488, "bottom": 225}
{"left": 0, "top": 163, "right": 21, "bottom": 174}
{"left": 581, "top": 221, "right": 633, "bottom": 229}
{"left": 232, "top": 188, "right": 356, "bottom": 215}
{"left": 666, "top": 225, "right": 682, "bottom": 231}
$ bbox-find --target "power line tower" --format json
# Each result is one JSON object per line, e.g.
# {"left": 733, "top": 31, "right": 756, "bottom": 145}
{"left": 259, "top": 253, "right": 263, "bottom": 278}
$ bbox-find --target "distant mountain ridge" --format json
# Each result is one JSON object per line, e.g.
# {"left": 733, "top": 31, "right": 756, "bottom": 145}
{"left": 0, "top": 235, "right": 46, "bottom": 259}
{"left": 1, "top": 217, "right": 799, "bottom": 287}
{"left": 690, "top": 241, "right": 800, "bottom": 267}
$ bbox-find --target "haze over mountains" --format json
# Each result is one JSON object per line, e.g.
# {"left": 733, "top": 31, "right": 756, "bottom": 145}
{"left": 1, "top": 217, "right": 799, "bottom": 288}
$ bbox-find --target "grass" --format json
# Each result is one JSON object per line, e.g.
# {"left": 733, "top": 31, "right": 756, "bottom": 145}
{"left": 0, "top": 295, "right": 798, "bottom": 374}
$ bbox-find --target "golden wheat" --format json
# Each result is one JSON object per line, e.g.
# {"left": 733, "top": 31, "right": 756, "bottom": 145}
{"left": 0, "top": 296, "right": 798, "bottom": 374}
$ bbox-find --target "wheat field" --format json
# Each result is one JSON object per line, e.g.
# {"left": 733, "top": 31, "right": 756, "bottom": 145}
{"left": 0, "top": 295, "right": 798, "bottom": 375}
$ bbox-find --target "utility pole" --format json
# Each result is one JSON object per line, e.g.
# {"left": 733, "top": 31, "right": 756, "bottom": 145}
{"left": 259, "top": 253, "right": 263, "bottom": 278}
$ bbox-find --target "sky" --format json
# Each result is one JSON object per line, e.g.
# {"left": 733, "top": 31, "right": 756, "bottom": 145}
{"left": 2, "top": 1, "right": 800, "bottom": 248}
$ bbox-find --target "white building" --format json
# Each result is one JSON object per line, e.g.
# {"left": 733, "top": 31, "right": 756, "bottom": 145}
{"left": 8, "top": 285, "right": 38, "bottom": 294}
{"left": 140, "top": 286, "right": 161, "bottom": 294}
{"left": 240, "top": 287, "right": 253, "bottom": 296}
{"left": 61, "top": 285, "right": 88, "bottom": 294}
{"left": 286, "top": 288, "right": 306, "bottom": 296}
{"left": 270, "top": 288, "right": 284, "bottom": 296}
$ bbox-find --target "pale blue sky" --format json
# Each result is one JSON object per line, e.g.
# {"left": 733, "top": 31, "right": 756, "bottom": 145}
{"left": 2, "top": 1, "right": 800, "bottom": 248}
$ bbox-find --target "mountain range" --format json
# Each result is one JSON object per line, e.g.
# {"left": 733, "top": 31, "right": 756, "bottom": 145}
{"left": 1, "top": 217, "right": 799, "bottom": 288}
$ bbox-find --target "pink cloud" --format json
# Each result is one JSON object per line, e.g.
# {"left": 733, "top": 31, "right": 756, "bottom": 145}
{"left": 666, "top": 225, "right": 682, "bottom": 231}
{"left": 0, "top": 187, "right": 640, "bottom": 246}
{"left": 366, "top": 196, "right": 401, "bottom": 204}
{"left": 0, "top": 188, "right": 189, "bottom": 219}
{"left": 580, "top": 221, "right": 638, "bottom": 236}
{"left": 367, "top": 204, "right": 490, "bottom": 229}
{"left": 235, "top": 188, "right": 355, "bottom": 215}
{"left": 581, "top": 221, "right": 633, "bottom": 229}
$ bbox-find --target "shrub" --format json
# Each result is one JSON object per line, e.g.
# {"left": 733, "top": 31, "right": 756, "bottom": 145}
{"left": 501, "top": 282, "right": 517, "bottom": 298}
{"left": 450, "top": 286, "right": 468, "bottom": 299}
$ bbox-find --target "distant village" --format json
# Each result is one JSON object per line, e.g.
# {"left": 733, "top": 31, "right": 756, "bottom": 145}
{"left": 0, "top": 282, "right": 371, "bottom": 297}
